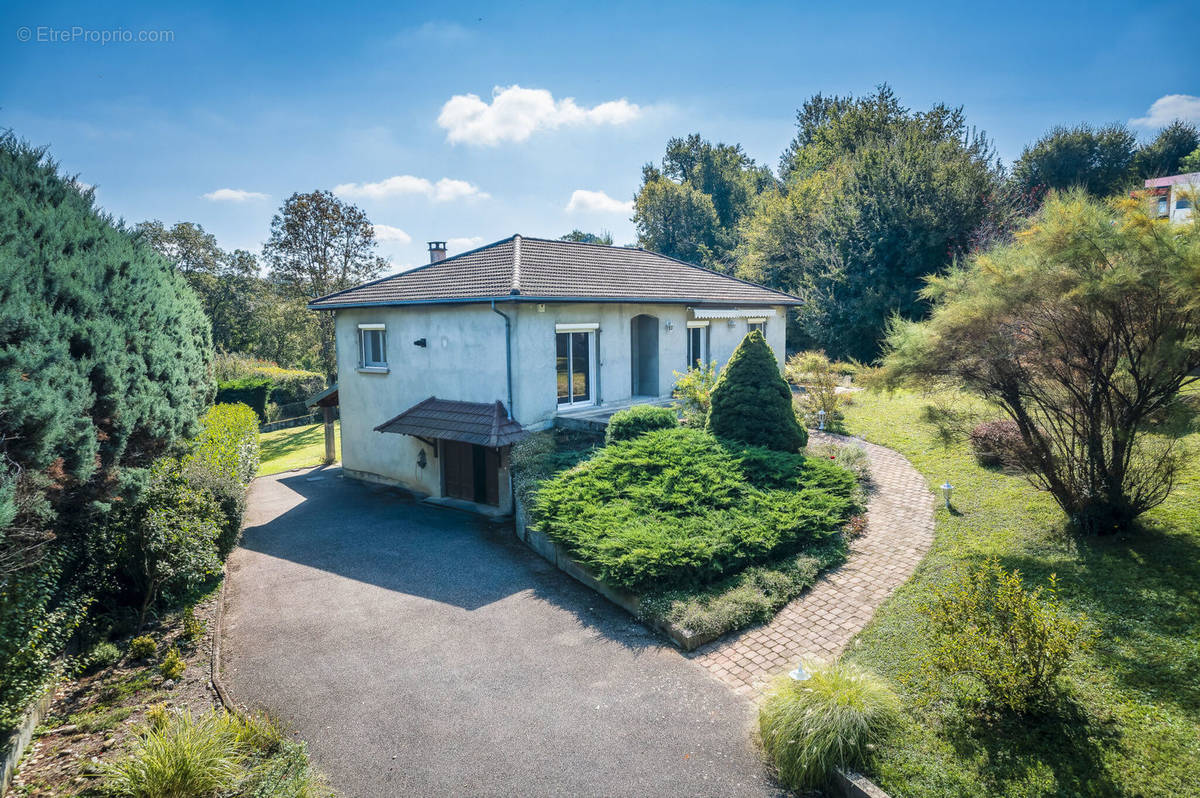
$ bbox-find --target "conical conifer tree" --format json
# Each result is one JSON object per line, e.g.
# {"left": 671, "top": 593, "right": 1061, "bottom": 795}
{"left": 706, "top": 330, "right": 807, "bottom": 451}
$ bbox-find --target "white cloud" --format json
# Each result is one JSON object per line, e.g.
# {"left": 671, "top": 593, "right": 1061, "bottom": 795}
{"left": 399, "top": 20, "right": 473, "bottom": 45}
{"left": 447, "top": 236, "right": 484, "bottom": 251}
{"left": 1131, "top": 94, "right": 1200, "bottom": 128}
{"left": 437, "top": 85, "right": 641, "bottom": 146}
{"left": 373, "top": 224, "right": 412, "bottom": 244}
{"left": 202, "top": 188, "right": 268, "bottom": 202}
{"left": 565, "top": 189, "right": 633, "bottom": 214}
{"left": 333, "top": 175, "right": 488, "bottom": 202}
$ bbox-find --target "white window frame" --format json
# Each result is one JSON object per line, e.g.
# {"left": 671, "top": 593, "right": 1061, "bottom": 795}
{"left": 358, "top": 323, "right": 388, "bottom": 372}
{"left": 686, "top": 320, "right": 709, "bottom": 369}
{"left": 747, "top": 318, "right": 767, "bottom": 335}
{"left": 555, "top": 323, "right": 599, "bottom": 408}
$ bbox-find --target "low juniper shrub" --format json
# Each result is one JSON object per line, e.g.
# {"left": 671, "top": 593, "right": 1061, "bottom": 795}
{"left": 605, "top": 404, "right": 678, "bottom": 444}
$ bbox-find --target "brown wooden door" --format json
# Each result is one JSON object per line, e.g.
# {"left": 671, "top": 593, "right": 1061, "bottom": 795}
{"left": 442, "top": 440, "right": 475, "bottom": 501}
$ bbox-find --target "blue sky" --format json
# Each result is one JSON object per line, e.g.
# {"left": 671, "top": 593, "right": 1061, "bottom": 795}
{"left": 3, "top": 0, "right": 1194, "bottom": 270}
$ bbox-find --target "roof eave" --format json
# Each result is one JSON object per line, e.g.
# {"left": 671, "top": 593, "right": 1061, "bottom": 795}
{"left": 310, "top": 294, "right": 801, "bottom": 311}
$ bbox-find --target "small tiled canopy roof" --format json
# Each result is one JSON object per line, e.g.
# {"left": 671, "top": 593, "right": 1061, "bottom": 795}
{"left": 374, "top": 397, "right": 526, "bottom": 447}
{"left": 307, "top": 384, "right": 339, "bottom": 408}
{"left": 309, "top": 235, "right": 801, "bottom": 309}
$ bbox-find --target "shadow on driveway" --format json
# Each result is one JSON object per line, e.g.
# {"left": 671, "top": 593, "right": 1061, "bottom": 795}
{"left": 224, "top": 466, "right": 782, "bottom": 797}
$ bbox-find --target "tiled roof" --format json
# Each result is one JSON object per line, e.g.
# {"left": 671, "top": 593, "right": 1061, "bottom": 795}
{"left": 1144, "top": 172, "right": 1200, "bottom": 188}
{"left": 374, "top": 397, "right": 526, "bottom": 448}
{"left": 309, "top": 235, "right": 801, "bottom": 309}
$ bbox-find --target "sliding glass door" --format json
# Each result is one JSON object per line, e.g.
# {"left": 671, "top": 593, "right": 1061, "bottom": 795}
{"left": 556, "top": 331, "right": 594, "bottom": 406}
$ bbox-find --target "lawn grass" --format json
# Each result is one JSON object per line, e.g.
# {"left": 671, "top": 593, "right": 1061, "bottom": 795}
{"left": 257, "top": 420, "right": 340, "bottom": 476}
{"left": 841, "top": 389, "right": 1200, "bottom": 797}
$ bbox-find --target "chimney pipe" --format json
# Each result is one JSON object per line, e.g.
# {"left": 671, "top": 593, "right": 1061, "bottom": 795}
{"left": 428, "top": 241, "right": 447, "bottom": 263}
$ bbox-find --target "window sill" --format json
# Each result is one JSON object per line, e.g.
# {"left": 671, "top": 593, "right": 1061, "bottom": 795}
{"left": 357, "top": 366, "right": 390, "bottom": 374}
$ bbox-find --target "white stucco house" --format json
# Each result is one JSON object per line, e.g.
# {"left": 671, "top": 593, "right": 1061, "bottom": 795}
{"left": 309, "top": 235, "right": 802, "bottom": 515}
{"left": 1141, "top": 171, "right": 1198, "bottom": 224}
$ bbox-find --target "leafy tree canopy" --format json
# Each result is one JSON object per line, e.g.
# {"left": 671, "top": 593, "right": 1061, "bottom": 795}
{"left": 634, "top": 134, "right": 775, "bottom": 271}
{"left": 263, "top": 190, "right": 386, "bottom": 377}
{"left": 560, "top": 229, "right": 614, "bottom": 245}
{"left": 1132, "top": 121, "right": 1200, "bottom": 179}
{"left": 880, "top": 190, "right": 1200, "bottom": 534}
{"left": 1010, "top": 123, "right": 1138, "bottom": 201}
{"left": 740, "top": 85, "right": 1001, "bottom": 361}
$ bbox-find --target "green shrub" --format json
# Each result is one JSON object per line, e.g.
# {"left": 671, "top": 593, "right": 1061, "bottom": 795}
{"left": 181, "top": 606, "right": 206, "bottom": 645}
{"left": 102, "top": 709, "right": 244, "bottom": 798}
{"left": 919, "top": 558, "right": 1093, "bottom": 713}
{"left": 672, "top": 361, "right": 717, "bottom": 428}
{"left": 759, "top": 660, "right": 901, "bottom": 790}
{"left": 159, "top": 646, "right": 186, "bottom": 680}
{"left": 215, "top": 379, "right": 272, "bottom": 422}
{"left": 707, "top": 331, "right": 807, "bottom": 451}
{"left": 103, "top": 709, "right": 326, "bottom": 798}
{"left": 510, "top": 430, "right": 598, "bottom": 509}
{"left": 0, "top": 551, "right": 89, "bottom": 733}
{"left": 605, "top": 404, "right": 677, "bottom": 444}
{"left": 0, "top": 132, "right": 210, "bottom": 735}
{"left": 129, "top": 635, "right": 157, "bottom": 660}
{"left": 240, "top": 740, "right": 328, "bottom": 798}
{"left": 107, "top": 459, "right": 224, "bottom": 623}
{"left": 187, "top": 403, "right": 260, "bottom": 485}
{"left": 532, "top": 428, "right": 858, "bottom": 592}
{"left": 81, "top": 641, "right": 122, "bottom": 674}
{"left": 787, "top": 350, "right": 847, "bottom": 432}
{"left": 641, "top": 544, "right": 843, "bottom": 638}
{"left": 809, "top": 442, "right": 872, "bottom": 486}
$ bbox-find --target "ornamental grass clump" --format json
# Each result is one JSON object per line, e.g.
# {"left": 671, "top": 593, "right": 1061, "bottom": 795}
{"left": 758, "top": 659, "right": 901, "bottom": 790}
{"left": 103, "top": 710, "right": 245, "bottom": 798}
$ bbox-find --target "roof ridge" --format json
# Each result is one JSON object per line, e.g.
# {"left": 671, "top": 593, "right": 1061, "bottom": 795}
{"left": 309, "top": 236, "right": 516, "bottom": 306}
{"left": 511, "top": 234, "right": 522, "bottom": 295}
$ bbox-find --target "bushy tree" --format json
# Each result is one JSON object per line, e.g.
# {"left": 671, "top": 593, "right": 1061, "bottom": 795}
{"left": 881, "top": 190, "right": 1200, "bottom": 534}
{"left": 707, "top": 332, "right": 806, "bottom": 451}
{"left": 138, "top": 220, "right": 326, "bottom": 372}
{"left": 1181, "top": 147, "right": 1200, "bottom": 174}
{"left": 1010, "top": 123, "right": 1138, "bottom": 201}
{"left": 263, "top": 190, "right": 387, "bottom": 377}
{"left": 560, "top": 229, "right": 613, "bottom": 245}
{"left": 0, "top": 132, "right": 212, "bottom": 537}
{"left": 0, "top": 132, "right": 211, "bottom": 720}
{"left": 740, "top": 86, "right": 1000, "bottom": 360}
{"left": 634, "top": 135, "right": 775, "bottom": 271}
{"left": 1132, "top": 121, "right": 1199, "bottom": 179}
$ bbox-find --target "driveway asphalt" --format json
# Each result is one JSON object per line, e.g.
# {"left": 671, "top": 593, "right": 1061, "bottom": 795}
{"left": 223, "top": 466, "right": 783, "bottom": 797}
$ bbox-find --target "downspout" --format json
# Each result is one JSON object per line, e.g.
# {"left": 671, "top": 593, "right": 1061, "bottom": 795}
{"left": 491, "top": 300, "right": 514, "bottom": 418}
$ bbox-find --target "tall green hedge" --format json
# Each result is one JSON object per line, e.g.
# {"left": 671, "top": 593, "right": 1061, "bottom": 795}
{"left": 215, "top": 378, "right": 272, "bottom": 421}
{"left": 707, "top": 331, "right": 807, "bottom": 452}
{"left": 0, "top": 133, "right": 212, "bottom": 729}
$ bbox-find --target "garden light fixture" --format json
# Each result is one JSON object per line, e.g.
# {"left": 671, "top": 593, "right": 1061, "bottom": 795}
{"left": 788, "top": 663, "right": 811, "bottom": 681}
{"left": 941, "top": 480, "right": 953, "bottom": 509}
{"left": 817, "top": 409, "right": 826, "bottom": 430}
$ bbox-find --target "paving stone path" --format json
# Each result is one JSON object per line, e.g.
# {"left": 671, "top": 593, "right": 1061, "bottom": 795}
{"left": 689, "top": 431, "right": 936, "bottom": 695}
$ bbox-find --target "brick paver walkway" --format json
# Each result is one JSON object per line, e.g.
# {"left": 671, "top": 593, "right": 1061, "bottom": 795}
{"left": 689, "top": 431, "right": 935, "bottom": 695}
